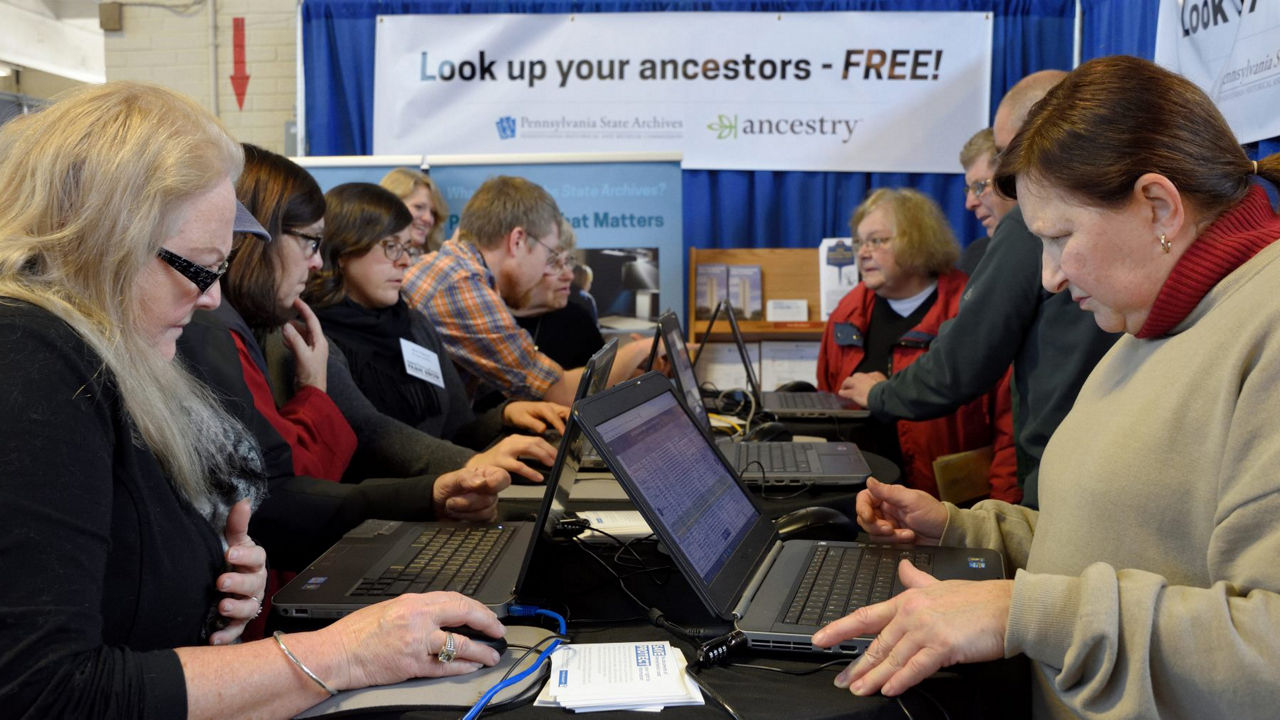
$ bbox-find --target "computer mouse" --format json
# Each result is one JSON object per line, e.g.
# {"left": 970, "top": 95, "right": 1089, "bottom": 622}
{"left": 773, "top": 506, "right": 858, "bottom": 541}
{"left": 744, "top": 421, "right": 793, "bottom": 442}
{"left": 774, "top": 380, "right": 818, "bottom": 393}
{"left": 441, "top": 625, "right": 508, "bottom": 656}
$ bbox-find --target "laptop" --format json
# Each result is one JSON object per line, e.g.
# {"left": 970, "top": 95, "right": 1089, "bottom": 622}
{"left": 695, "top": 299, "right": 868, "bottom": 420}
{"left": 656, "top": 312, "right": 870, "bottom": 487}
{"left": 573, "top": 373, "right": 1003, "bottom": 655}
{"left": 272, "top": 344, "right": 614, "bottom": 619}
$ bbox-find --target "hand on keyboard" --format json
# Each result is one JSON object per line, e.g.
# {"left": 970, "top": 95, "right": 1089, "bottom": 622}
{"left": 811, "top": 561, "right": 1013, "bottom": 698}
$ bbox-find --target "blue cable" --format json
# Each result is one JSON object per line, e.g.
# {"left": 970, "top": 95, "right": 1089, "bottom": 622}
{"left": 460, "top": 605, "right": 567, "bottom": 720}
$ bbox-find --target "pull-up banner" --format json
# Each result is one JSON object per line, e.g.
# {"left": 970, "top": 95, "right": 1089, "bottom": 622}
{"left": 373, "top": 12, "right": 992, "bottom": 173}
{"left": 1154, "top": 0, "right": 1280, "bottom": 144}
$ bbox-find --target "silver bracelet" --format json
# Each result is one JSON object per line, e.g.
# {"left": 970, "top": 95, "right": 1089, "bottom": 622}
{"left": 273, "top": 631, "right": 338, "bottom": 696}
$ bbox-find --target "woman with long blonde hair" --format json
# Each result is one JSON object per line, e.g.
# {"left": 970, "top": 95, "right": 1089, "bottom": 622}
{"left": 0, "top": 82, "right": 502, "bottom": 719}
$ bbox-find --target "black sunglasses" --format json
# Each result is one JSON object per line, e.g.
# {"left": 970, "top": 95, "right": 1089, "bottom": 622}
{"left": 156, "top": 247, "right": 228, "bottom": 294}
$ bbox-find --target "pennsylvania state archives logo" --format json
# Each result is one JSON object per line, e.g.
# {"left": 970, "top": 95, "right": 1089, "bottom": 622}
{"left": 496, "top": 116, "right": 517, "bottom": 140}
{"left": 706, "top": 114, "right": 739, "bottom": 140}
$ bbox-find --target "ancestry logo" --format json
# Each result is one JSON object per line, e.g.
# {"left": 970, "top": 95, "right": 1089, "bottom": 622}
{"left": 706, "top": 113, "right": 862, "bottom": 144}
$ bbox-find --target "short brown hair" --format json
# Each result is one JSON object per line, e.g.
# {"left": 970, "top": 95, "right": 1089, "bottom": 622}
{"left": 995, "top": 56, "right": 1274, "bottom": 219}
{"left": 229, "top": 144, "right": 326, "bottom": 330}
{"left": 959, "top": 128, "right": 996, "bottom": 170}
{"left": 306, "top": 182, "right": 412, "bottom": 309}
{"left": 850, "top": 188, "right": 958, "bottom": 277}
{"left": 458, "top": 176, "right": 561, "bottom": 251}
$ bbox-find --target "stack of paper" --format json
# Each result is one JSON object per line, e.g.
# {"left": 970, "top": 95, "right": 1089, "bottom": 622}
{"left": 534, "top": 641, "right": 705, "bottom": 712}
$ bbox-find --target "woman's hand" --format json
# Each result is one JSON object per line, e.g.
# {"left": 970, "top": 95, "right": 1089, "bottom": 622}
{"left": 838, "top": 371, "right": 887, "bottom": 407}
{"left": 503, "top": 401, "right": 569, "bottom": 435}
{"left": 210, "top": 499, "right": 267, "bottom": 646}
{"left": 466, "top": 435, "right": 557, "bottom": 484}
{"left": 330, "top": 591, "right": 505, "bottom": 690}
{"left": 812, "top": 563, "right": 1012, "bottom": 697}
{"left": 433, "top": 465, "right": 511, "bottom": 522}
{"left": 855, "top": 477, "right": 949, "bottom": 546}
{"left": 283, "top": 298, "right": 328, "bottom": 392}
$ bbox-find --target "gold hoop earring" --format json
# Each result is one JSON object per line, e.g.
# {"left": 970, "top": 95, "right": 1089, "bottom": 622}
{"left": 1159, "top": 233, "right": 1172, "bottom": 254}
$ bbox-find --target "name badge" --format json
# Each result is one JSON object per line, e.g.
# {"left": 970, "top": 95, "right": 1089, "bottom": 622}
{"left": 400, "top": 338, "right": 445, "bottom": 388}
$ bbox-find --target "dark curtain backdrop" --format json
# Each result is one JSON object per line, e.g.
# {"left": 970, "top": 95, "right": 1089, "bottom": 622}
{"left": 301, "top": 0, "right": 1276, "bottom": 253}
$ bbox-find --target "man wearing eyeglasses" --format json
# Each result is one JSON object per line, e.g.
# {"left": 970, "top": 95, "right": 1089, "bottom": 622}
{"left": 403, "top": 176, "right": 650, "bottom": 406}
{"left": 840, "top": 70, "right": 1119, "bottom": 508}
{"left": 956, "top": 128, "right": 1018, "bottom": 275}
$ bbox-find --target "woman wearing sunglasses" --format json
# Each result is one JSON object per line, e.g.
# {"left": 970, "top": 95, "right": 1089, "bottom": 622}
{"left": 305, "top": 182, "right": 567, "bottom": 449}
{"left": 0, "top": 82, "right": 502, "bottom": 720}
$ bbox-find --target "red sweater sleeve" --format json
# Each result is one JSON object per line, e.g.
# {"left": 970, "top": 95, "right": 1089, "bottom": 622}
{"left": 986, "top": 370, "right": 1021, "bottom": 504}
{"left": 231, "top": 333, "right": 357, "bottom": 482}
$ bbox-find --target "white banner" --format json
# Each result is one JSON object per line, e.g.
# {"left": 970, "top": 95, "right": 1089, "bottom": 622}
{"left": 373, "top": 12, "right": 992, "bottom": 173}
{"left": 1155, "top": 0, "right": 1280, "bottom": 144}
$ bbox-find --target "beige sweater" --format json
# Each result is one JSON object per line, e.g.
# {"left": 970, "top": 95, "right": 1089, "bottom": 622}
{"left": 943, "top": 239, "right": 1280, "bottom": 719}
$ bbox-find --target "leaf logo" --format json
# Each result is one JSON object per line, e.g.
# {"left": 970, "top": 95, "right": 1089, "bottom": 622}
{"left": 707, "top": 114, "right": 738, "bottom": 140}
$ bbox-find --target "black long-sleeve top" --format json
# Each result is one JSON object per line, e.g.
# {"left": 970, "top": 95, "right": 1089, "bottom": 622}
{"left": 0, "top": 300, "right": 224, "bottom": 718}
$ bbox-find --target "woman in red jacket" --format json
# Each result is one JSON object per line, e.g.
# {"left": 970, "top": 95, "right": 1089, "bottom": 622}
{"left": 818, "top": 188, "right": 1018, "bottom": 502}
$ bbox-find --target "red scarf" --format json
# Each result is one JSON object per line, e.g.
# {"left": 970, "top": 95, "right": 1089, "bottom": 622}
{"left": 1138, "top": 185, "right": 1280, "bottom": 339}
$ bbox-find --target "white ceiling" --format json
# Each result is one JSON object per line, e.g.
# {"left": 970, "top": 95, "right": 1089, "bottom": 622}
{"left": 0, "top": 0, "right": 104, "bottom": 83}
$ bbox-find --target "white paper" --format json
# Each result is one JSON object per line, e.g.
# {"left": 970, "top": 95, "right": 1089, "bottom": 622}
{"left": 399, "top": 338, "right": 445, "bottom": 388}
{"left": 759, "top": 341, "right": 821, "bottom": 390}
{"left": 693, "top": 342, "right": 759, "bottom": 395}
{"left": 819, "top": 237, "right": 859, "bottom": 321}
{"left": 534, "top": 642, "right": 704, "bottom": 712}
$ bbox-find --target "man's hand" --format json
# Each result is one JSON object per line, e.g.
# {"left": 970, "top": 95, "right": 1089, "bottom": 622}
{"left": 839, "top": 371, "right": 887, "bottom": 408}
{"left": 433, "top": 466, "right": 510, "bottom": 522}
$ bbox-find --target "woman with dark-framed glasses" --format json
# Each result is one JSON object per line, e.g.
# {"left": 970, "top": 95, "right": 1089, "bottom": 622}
{"left": 306, "top": 182, "right": 568, "bottom": 448}
{"left": 0, "top": 81, "right": 503, "bottom": 720}
{"left": 176, "top": 148, "right": 562, "bottom": 571}
{"left": 818, "top": 187, "right": 1018, "bottom": 502}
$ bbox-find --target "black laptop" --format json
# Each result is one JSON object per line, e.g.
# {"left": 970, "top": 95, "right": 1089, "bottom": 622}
{"left": 573, "top": 373, "right": 1003, "bottom": 655}
{"left": 695, "top": 299, "right": 868, "bottom": 420}
{"left": 657, "top": 312, "right": 870, "bottom": 487}
{"left": 272, "top": 344, "right": 612, "bottom": 619}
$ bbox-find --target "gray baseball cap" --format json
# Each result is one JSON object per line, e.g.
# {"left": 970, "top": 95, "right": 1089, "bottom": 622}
{"left": 234, "top": 200, "right": 271, "bottom": 242}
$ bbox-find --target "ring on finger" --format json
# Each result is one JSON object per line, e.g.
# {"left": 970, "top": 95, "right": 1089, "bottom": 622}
{"left": 437, "top": 631, "right": 457, "bottom": 664}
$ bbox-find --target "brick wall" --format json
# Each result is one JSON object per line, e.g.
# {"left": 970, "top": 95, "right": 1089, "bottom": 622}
{"left": 104, "top": 0, "right": 297, "bottom": 153}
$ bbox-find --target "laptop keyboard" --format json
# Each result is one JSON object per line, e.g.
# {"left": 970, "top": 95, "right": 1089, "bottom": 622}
{"left": 782, "top": 545, "right": 933, "bottom": 626}
{"left": 348, "top": 526, "right": 515, "bottom": 598}
{"left": 772, "top": 393, "right": 835, "bottom": 409}
{"left": 735, "top": 442, "right": 811, "bottom": 474}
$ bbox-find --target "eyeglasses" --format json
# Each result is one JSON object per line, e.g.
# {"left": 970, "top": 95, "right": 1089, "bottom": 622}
{"left": 851, "top": 235, "right": 894, "bottom": 250}
{"left": 285, "top": 229, "right": 322, "bottom": 258}
{"left": 157, "top": 247, "right": 228, "bottom": 294}
{"left": 530, "top": 236, "right": 573, "bottom": 274}
{"left": 964, "top": 178, "right": 993, "bottom": 197}
{"left": 378, "top": 238, "right": 422, "bottom": 262}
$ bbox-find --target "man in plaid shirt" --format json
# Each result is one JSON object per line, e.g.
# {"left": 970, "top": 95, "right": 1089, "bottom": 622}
{"left": 404, "top": 176, "right": 648, "bottom": 405}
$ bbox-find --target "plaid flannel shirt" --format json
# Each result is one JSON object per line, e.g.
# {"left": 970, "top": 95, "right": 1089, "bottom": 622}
{"left": 402, "top": 239, "right": 562, "bottom": 399}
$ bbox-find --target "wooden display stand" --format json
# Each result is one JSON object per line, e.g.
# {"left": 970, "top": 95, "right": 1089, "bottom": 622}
{"left": 687, "top": 247, "right": 827, "bottom": 342}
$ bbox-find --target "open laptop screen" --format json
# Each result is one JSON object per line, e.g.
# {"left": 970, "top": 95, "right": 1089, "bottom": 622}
{"left": 658, "top": 313, "right": 711, "bottom": 432}
{"left": 595, "top": 391, "right": 758, "bottom": 583}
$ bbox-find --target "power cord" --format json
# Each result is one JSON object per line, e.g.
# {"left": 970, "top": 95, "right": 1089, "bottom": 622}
{"left": 459, "top": 605, "right": 566, "bottom": 720}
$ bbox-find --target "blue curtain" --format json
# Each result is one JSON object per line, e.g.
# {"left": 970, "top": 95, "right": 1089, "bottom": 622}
{"left": 1079, "top": 0, "right": 1279, "bottom": 162}
{"left": 301, "top": 0, "right": 1075, "bottom": 252}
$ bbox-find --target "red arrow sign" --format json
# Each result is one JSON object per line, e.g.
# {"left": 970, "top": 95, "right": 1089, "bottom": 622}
{"left": 230, "top": 17, "right": 249, "bottom": 110}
